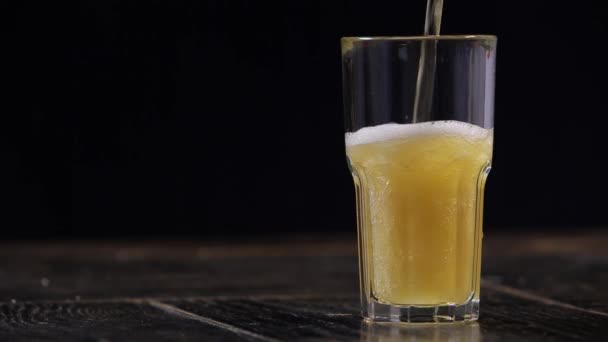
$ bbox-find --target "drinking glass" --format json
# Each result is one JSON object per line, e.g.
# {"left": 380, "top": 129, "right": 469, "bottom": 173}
{"left": 342, "top": 35, "right": 497, "bottom": 323}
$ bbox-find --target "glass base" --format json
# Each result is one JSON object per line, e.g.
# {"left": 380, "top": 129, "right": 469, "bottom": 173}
{"left": 363, "top": 296, "right": 479, "bottom": 323}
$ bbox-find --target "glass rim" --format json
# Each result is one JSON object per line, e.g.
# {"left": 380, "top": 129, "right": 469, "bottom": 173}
{"left": 341, "top": 35, "right": 497, "bottom": 43}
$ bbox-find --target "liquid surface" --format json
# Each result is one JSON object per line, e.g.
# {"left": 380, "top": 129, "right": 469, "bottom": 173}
{"left": 346, "top": 121, "right": 493, "bottom": 305}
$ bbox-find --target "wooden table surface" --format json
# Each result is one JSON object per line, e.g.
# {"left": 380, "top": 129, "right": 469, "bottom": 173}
{"left": 1, "top": 230, "right": 607, "bottom": 341}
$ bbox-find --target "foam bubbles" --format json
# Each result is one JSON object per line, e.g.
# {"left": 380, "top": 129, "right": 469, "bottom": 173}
{"left": 345, "top": 121, "right": 491, "bottom": 146}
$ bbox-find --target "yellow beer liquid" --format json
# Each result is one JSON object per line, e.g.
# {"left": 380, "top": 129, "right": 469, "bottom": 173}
{"left": 346, "top": 121, "right": 493, "bottom": 305}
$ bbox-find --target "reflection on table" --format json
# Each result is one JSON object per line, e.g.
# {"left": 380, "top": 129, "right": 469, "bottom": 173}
{"left": 361, "top": 321, "right": 481, "bottom": 342}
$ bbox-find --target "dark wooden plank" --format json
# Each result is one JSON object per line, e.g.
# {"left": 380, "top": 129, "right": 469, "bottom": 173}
{"left": 0, "top": 237, "right": 358, "bottom": 302}
{"left": 3, "top": 237, "right": 606, "bottom": 315}
{"left": 482, "top": 230, "right": 608, "bottom": 258}
{"left": 479, "top": 287, "right": 608, "bottom": 341}
{"left": 163, "top": 296, "right": 361, "bottom": 341}
{"left": 2, "top": 289, "right": 607, "bottom": 342}
{"left": 482, "top": 231, "right": 608, "bottom": 315}
{"left": 484, "top": 255, "right": 608, "bottom": 313}
{"left": 163, "top": 284, "right": 608, "bottom": 342}
{"left": 0, "top": 255, "right": 359, "bottom": 302}
{"left": 0, "top": 232, "right": 606, "bottom": 340}
{"left": 0, "top": 301, "right": 259, "bottom": 342}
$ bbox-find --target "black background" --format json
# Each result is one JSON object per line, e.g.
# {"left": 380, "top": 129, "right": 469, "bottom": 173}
{"left": 5, "top": 0, "right": 608, "bottom": 237}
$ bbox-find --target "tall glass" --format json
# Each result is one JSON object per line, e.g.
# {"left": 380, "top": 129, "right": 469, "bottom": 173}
{"left": 342, "top": 36, "right": 496, "bottom": 323}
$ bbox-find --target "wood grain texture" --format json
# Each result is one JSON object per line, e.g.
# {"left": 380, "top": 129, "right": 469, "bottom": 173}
{"left": 0, "top": 255, "right": 359, "bottom": 301}
{"left": 0, "top": 301, "right": 249, "bottom": 342}
{"left": 0, "top": 231, "right": 606, "bottom": 341}
{"left": 485, "top": 256, "right": 608, "bottom": 313}
{"left": 484, "top": 231, "right": 608, "bottom": 317}
{"left": 0, "top": 235, "right": 359, "bottom": 302}
{"left": 163, "top": 287, "right": 608, "bottom": 342}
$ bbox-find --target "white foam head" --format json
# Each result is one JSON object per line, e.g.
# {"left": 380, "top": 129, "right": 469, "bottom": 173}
{"left": 345, "top": 121, "right": 491, "bottom": 146}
